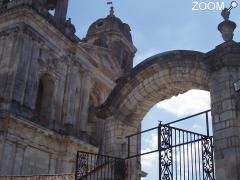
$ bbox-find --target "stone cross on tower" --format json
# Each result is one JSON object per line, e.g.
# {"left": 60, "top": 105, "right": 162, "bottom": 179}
{"left": 107, "top": 1, "right": 115, "bottom": 17}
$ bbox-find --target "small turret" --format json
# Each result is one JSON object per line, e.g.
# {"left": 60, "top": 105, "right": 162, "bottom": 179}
{"left": 0, "top": 0, "right": 77, "bottom": 40}
{"left": 34, "top": 0, "right": 69, "bottom": 26}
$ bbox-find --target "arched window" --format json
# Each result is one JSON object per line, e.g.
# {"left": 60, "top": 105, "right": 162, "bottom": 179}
{"left": 93, "top": 38, "right": 108, "bottom": 48}
{"left": 120, "top": 50, "right": 131, "bottom": 73}
{"left": 36, "top": 74, "right": 54, "bottom": 122}
{"left": 87, "top": 87, "right": 103, "bottom": 145}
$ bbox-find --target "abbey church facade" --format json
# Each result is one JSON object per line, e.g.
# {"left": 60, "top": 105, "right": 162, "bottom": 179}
{"left": 0, "top": 0, "right": 136, "bottom": 176}
{"left": 1, "top": 1, "right": 240, "bottom": 180}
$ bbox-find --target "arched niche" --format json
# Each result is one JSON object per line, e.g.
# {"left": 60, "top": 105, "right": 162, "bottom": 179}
{"left": 88, "top": 87, "right": 101, "bottom": 122}
{"left": 36, "top": 73, "right": 55, "bottom": 125}
{"left": 87, "top": 85, "right": 105, "bottom": 145}
{"left": 93, "top": 38, "right": 108, "bottom": 48}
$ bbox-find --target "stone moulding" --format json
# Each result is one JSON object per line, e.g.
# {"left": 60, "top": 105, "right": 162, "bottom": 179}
{"left": 0, "top": 174, "right": 74, "bottom": 180}
{"left": 0, "top": 2, "right": 79, "bottom": 42}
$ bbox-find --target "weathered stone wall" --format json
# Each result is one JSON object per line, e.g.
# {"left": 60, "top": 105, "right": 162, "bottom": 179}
{"left": 0, "top": 113, "right": 98, "bottom": 176}
{"left": 98, "top": 43, "right": 240, "bottom": 179}
{"left": 0, "top": 4, "right": 116, "bottom": 176}
{"left": 2, "top": 1, "right": 240, "bottom": 180}
{"left": 207, "top": 42, "right": 240, "bottom": 180}
{"left": 0, "top": 2, "right": 116, "bottom": 136}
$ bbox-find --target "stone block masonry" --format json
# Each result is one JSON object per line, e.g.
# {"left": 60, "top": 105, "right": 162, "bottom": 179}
{"left": 0, "top": 174, "right": 74, "bottom": 180}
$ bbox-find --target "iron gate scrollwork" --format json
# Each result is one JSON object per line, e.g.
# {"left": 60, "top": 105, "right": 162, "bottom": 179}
{"left": 75, "top": 151, "right": 89, "bottom": 179}
{"left": 75, "top": 151, "right": 125, "bottom": 180}
{"left": 125, "top": 109, "right": 215, "bottom": 180}
{"left": 158, "top": 123, "right": 215, "bottom": 180}
{"left": 159, "top": 124, "right": 173, "bottom": 180}
{"left": 202, "top": 138, "right": 215, "bottom": 180}
{"left": 75, "top": 110, "right": 215, "bottom": 180}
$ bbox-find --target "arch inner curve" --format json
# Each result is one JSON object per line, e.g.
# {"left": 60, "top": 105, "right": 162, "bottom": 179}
{"left": 98, "top": 50, "right": 210, "bottom": 127}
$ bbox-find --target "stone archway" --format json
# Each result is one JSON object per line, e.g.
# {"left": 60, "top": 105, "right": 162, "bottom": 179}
{"left": 98, "top": 50, "right": 209, "bottom": 126}
{"left": 97, "top": 50, "right": 210, "bottom": 179}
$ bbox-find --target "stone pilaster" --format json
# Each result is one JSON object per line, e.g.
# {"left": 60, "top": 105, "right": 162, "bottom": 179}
{"left": 62, "top": 62, "right": 82, "bottom": 134}
{"left": 0, "top": 29, "right": 20, "bottom": 106}
{"left": 101, "top": 117, "right": 141, "bottom": 179}
{"left": 207, "top": 42, "right": 240, "bottom": 180}
{"left": 22, "top": 40, "right": 40, "bottom": 110}
{"left": 61, "top": 62, "right": 72, "bottom": 128}
{"left": 12, "top": 144, "right": 25, "bottom": 175}
{"left": 11, "top": 28, "right": 41, "bottom": 110}
{"left": 79, "top": 72, "right": 93, "bottom": 133}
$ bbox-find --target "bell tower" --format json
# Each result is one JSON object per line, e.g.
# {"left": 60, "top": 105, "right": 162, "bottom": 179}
{"left": 85, "top": 6, "right": 137, "bottom": 77}
{"left": 54, "top": 0, "right": 69, "bottom": 25}
{"left": 32, "top": 0, "right": 69, "bottom": 26}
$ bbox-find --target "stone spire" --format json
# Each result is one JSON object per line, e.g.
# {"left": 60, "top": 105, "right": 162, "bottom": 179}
{"left": 218, "top": 7, "right": 237, "bottom": 42}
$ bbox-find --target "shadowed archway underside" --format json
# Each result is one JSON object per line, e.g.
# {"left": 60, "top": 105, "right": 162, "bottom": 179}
{"left": 98, "top": 50, "right": 210, "bottom": 126}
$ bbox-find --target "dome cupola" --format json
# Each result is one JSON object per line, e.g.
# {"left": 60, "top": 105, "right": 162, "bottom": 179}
{"left": 86, "top": 7, "right": 132, "bottom": 43}
{"left": 84, "top": 6, "right": 137, "bottom": 76}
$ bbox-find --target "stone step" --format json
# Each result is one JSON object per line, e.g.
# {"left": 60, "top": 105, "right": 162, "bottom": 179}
{"left": 0, "top": 174, "right": 74, "bottom": 180}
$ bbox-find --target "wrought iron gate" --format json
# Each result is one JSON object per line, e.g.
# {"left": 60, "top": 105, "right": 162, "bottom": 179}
{"left": 126, "top": 110, "right": 215, "bottom": 180}
{"left": 159, "top": 123, "right": 214, "bottom": 180}
{"left": 75, "top": 151, "right": 125, "bottom": 180}
{"left": 75, "top": 110, "right": 215, "bottom": 180}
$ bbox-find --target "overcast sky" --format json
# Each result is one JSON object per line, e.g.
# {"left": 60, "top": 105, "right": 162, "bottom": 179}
{"left": 67, "top": 1, "right": 239, "bottom": 179}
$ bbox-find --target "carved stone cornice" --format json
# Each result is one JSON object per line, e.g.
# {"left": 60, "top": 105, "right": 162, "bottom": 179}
{"left": 0, "top": 1, "right": 80, "bottom": 42}
{"left": 205, "top": 41, "right": 240, "bottom": 72}
{"left": 0, "top": 111, "right": 98, "bottom": 153}
{"left": 0, "top": 24, "right": 21, "bottom": 37}
{"left": 0, "top": 23, "right": 45, "bottom": 44}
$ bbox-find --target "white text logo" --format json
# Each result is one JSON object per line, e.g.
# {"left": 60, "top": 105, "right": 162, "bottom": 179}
{"left": 192, "top": 1, "right": 225, "bottom": 11}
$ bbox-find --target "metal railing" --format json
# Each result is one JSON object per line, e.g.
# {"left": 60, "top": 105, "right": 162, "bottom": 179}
{"left": 159, "top": 123, "right": 214, "bottom": 180}
{"left": 125, "top": 109, "right": 215, "bottom": 180}
{"left": 125, "top": 110, "right": 211, "bottom": 158}
{"left": 75, "top": 110, "right": 214, "bottom": 180}
{"left": 75, "top": 151, "right": 125, "bottom": 180}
